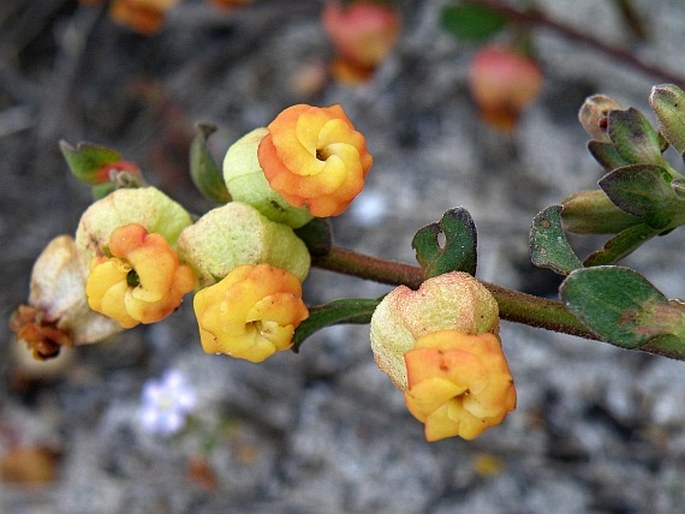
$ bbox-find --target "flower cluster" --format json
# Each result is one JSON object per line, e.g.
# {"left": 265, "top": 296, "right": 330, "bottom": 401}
{"left": 12, "top": 102, "right": 518, "bottom": 443}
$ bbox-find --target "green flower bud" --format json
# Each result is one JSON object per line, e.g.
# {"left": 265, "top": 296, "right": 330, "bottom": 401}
{"left": 370, "top": 271, "right": 499, "bottom": 391}
{"left": 649, "top": 83, "right": 685, "bottom": 157}
{"left": 176, "top": 201, "right": 311, "bottom": 288}
{"left": 74, "top": 187, "right": 193, "bottom": 270}
{"left": 223, "top": 128, "right": 313, "bottom": 229}
{"left": 561, "top": 189, "right": 642, "bottom": 234}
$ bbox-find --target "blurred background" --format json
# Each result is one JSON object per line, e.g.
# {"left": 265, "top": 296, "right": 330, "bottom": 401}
{"left": 3, "top": 0, "right": 685, "bottom": 512}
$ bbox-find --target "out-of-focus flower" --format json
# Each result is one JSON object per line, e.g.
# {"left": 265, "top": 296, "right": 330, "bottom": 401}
{"left": 86, "top": 224, "right": 195, "bottom": 328}
{"left": 176, "top": 201, "right": 311, "bottom": 288}
{"left": 257, "top": 104, "right": 373, "bottom": 217}
{"left": 322, "top": 1, "right": 402, "bottom": 83}
{"left": 370, "top": 271, "right": 499, "bottom": 390}
{"left": 223, "top": 128, "right": 313, "bottom": 228}
{"left": 193, "top": 264, "right": 309, "bottom": 362}
{"left": 109, "top": 0, "right": 180, "bottom": 34}
{"left": 469, "top": 46, "right": 543, "bottom": 133}
{"left": 10, "top": 235, "right": 121, "bottom": 360}
{"left": 209, "top": 0, "right": 255, "bottom": 9}
{"left": 138, "top": 369, "right": 197, "bottom": 436}
{"left": 404, "top": 329, "right": 516, "bottom": 441}
{"left": 75, "top": 187, "right": 192, "bottom": 273}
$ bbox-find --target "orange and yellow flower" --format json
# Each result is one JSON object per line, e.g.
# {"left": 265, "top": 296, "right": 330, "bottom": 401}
{"left": 86, "top": 224, "right": 195, "bottom": 328}
{"left": 193, "top": 264, "right": 309, "bottom": 363}
{"left": 404, "top": 330, "right": 516, "bottom": 441}
{"left": 257, "top": 104, "right": 373, "bottom": 217}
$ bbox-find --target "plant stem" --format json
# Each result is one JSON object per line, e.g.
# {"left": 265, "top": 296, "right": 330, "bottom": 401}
{"left": 312, "top": 246, "right": 599, "bottom": 341}
{"left": 472, "top": 0, "right": 685, "bottom": 86}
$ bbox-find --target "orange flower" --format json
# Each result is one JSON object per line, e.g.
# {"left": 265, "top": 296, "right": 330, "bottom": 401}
{"left": 257, "top": 104, "right": 373, "bottom": 217}
{"left": 193, "top": 264, "right": 309, "bottom": 362}
{"left": 404, "top": 330, "right": 516, "bottom": 441}
{"left": 86, "top": 224, "right": 195, "bottom": 328}
{"left": 109, "top": 0, "right": 180, "bottom": 34}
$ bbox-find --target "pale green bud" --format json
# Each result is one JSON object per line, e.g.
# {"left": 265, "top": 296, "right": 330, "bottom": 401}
{"left": 370, "top": 271, "right": 499, "bottom": 391}
{"left": 176, "top": 201, "right": 310, "bottom": 288}
{"left": 74, "top": 186, "right": 193, "bottom": 271}
{"left": 223, "top": 128, "right": 313, "bottom": 229}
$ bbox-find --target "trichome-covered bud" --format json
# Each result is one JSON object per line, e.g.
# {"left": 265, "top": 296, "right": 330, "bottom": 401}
{"left": 176, "top": 201, "right": 310, "bottom": 288}
{"left": 649, "top": 83, "right": 685, "bottom": 157}
{"left": 404, "top": 329, "right": 516, "bottom": 441}
{"left": 578, "top": 94, "right": 624, "bottom": 142}
{"left": 370, "top": 271, "right": 499, "bottom": 391}
{"left": 10, "top": 235, "right": 122, "bottom": 360}
{"left": 74, "top": 186, "right": 193, "bottom": 272}
{"left": 193, "top": 263, "right": 309, "bottom": 362}
{"left": 223, "top": 127, "right": 313, "bottom": 228}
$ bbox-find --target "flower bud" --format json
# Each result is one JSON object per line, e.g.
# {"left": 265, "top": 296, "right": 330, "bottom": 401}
{"left": 86, "top": 224, "right": 196, "bottom": 328}
{"left": 578, "top": 94, "right": 624, "bottom": 142}
{"left": 257, "top": 103, "right": 373, "bottom": 217}
{"left": 649, "top": 83, "right": 685, "bottom": 157}
{"left": 176, "top": 201, "right": 311, "bottom": 288}
{"left": 370, "top": 271, "right": 499, "bottom": 390}
{"left": 223, "top": 128, "right": 313, "bottom": 228}
{"left": 561, "top": 189, "right": 641, "bottom": 234}
{"left": 404, "top": 330, "right": 516, "bottom": 441}
{"left": 74, "top": 187, "right": 193, "bottom": 273}
{"left": 10, "top": 235, "right": 122, "bottom": 359}
{"left": 468, "top": 46, "right": 543, "bottom": 132}
{"left": 193, "top": 264, "right": 309, "bottom": 362}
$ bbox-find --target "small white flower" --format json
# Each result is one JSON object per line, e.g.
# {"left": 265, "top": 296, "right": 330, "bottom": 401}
{"left": 137, "top": 369, "right": 197, "bottom": 436}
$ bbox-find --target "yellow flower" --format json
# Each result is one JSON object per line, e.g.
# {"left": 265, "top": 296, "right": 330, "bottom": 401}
{"left": 193, "top": 264, "right": 309, "bottom": 363}
{"left": 86, "top": 224, "right": 195, "bottom": 328}
{"left": 257, "top": 104, "right": 373, "bottom": 217}
{"left": 404, "top": 330, "right": 516, "bottom": 441}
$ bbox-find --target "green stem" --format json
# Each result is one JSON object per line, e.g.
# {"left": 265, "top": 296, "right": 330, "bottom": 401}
{"left": 312, "top": 246, "right": 599, "bottom": 341}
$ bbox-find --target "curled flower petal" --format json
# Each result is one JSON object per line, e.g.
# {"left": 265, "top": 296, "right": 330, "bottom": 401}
{"left": 86, "top": 224, "right": 195, "bottom": 328}
{"left": 404, "top": 330, "right": 516, "bottom": 441}
{"left": 258, "top": 104, "right": 373, "bottom": 217}
{"left": 193, "top": 264, "right": 309, "bottom": 363}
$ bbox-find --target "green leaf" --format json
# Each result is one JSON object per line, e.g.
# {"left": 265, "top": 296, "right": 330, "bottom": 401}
{"left": 561, "top": 189, "right": 641, "bottom": 235}
{"left": 587, "top": 140, "right": 630, "bottom": 171}
{"left": 560, "top": 266, "right": 670, "bottom": 349}
{"left": 294, "top": 217, "right": 333, "bottom": 257}
{"left": 190, "top": 123, "right": 230, "bottom": 204}
{"left": 412, "top": 207, "right": 477, "bottom": 278}
{"left": 292, "top": 298, "right": 380, "bottom": 352}
{"left": 60, "top": 140, "right": 124, "bottom": 185}
{"left": 583, "top": 222, "right": 658, "bottom": 267}
{"left": 440, "top": 4, "right": 507, "bottom": 42}
{"left": 529, "top": 205, "right": 582, "bottom": 275}
{"left": 599, "top": 164, "right": 682, "bottom": 229}
{"left": 607, "top": 108, "right": 666, "bottom": 166}
{"left": 649, "top": 83, "right": 685, "bottom": 158}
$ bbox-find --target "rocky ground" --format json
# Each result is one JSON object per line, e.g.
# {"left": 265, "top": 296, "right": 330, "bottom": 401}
{"left": 3, "top": 0, "right": 685, "bottom": 512}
